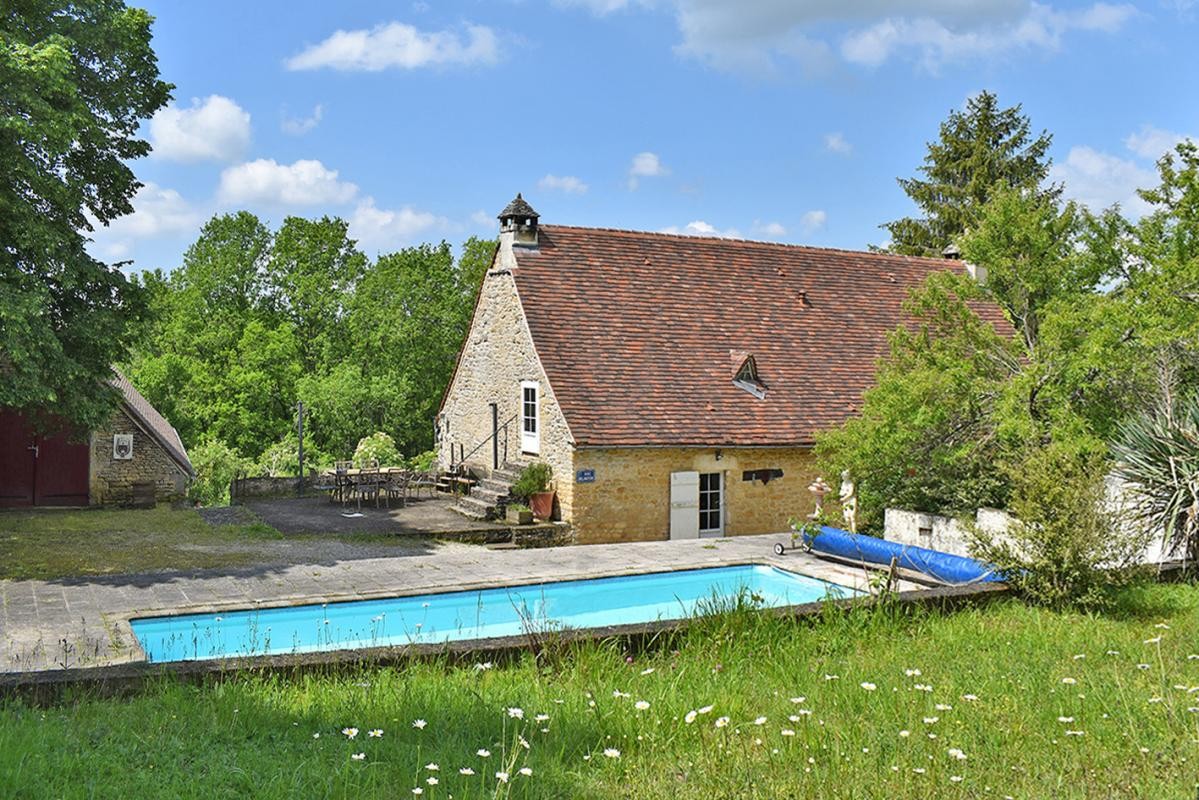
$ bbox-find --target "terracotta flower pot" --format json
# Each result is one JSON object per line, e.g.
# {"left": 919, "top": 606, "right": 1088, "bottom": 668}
{"left": 529, "top": 490, "right": 555, "bottom": 521}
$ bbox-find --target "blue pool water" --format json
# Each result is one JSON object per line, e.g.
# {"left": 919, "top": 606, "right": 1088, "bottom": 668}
{"left": 131, "top": 564, "right": 858, "bottom": 663}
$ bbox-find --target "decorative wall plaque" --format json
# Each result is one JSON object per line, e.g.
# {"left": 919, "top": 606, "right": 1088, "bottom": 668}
{"left": 113, "top": 433, "right": 134, "bottom": 460}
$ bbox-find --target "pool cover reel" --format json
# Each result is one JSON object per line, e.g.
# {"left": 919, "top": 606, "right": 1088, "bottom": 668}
{"left": 802, "top": 525, "right": 1003, "bottom": 585}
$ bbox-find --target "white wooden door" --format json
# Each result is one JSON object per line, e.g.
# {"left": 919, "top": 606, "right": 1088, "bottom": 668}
{"left": 520, "top": 381, "right": 540, "bottom": 454}
{"left": 670, "top": 471, "right": 700, "bottom": 539}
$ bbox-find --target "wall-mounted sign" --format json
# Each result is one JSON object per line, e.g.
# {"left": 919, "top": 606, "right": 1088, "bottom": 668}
{"left": 576, "top": 468, "right": 596, "bottom": 483}
{"left": 113, "top": 433, "right": 134, "bottom": 460}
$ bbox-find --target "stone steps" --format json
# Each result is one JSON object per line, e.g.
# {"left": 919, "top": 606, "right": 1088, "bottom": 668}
{"left": 449, "top": 461, "right": 528, "bottom": 522}
{"left": 451, "top": 494, "right": 495, "bottom": 520}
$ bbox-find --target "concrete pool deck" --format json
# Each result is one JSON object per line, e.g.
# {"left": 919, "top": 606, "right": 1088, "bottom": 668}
{"left": 0, "top": 532, "right": 927, "bottom": 675}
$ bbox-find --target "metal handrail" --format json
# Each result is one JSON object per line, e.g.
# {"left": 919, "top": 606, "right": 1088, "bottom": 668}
{"left": 452, "top": 412, "right": 518, "bottom": 473}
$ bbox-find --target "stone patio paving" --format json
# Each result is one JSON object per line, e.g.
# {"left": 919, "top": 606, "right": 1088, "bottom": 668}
{"left": 242, "top": 495, "right": 516, "bottom": 537}
{"left": 0, "top": 532, "right": 924, "bottom": 674}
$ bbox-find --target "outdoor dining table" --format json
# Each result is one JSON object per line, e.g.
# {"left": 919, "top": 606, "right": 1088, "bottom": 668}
{"left": 322, "top": 466, "right": 409, "bottom": 507}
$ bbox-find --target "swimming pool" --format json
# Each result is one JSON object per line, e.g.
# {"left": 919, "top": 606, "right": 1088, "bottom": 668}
{"left": 130, "top": 564, "right": 859, "bottom": 663}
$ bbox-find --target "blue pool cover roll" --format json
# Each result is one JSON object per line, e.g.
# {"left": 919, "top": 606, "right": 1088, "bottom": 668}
{"left": 802, "top": 525, "right": 1004, "bottom": 585}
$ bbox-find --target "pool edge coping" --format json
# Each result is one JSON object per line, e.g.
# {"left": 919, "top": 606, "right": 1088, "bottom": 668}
{"left": 111, "top": 553, "right": 904, "bottom": 664}
{"left": 0, "top": 582, "right": 1012, "bottom": 698}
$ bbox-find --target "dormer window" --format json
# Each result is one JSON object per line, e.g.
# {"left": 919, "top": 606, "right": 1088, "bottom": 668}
{"left": 732, "top": 354, "right": 767, "bottom": 399}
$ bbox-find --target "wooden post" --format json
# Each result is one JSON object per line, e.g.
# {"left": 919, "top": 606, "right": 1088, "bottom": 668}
{"left": 296, "top": 401, "right": 305, "bottom": 496}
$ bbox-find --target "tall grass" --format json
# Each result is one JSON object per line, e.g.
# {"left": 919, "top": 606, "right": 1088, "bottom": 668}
{"left": 2, "top": 585, "right": 1198, "bottom": 798}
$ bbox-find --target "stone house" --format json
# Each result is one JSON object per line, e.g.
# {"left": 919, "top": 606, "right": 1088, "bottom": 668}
{"left": 438, "top": 195, "right": 992, "bottom": 544}
{"left": 0, "top": 370, "right": 193, "bottom": 507}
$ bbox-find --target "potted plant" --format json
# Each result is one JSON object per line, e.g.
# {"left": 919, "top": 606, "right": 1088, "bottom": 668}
{"left": 506, "top": 502, "right": 533, "bottom": 525}
{"left": 512, "top": 462, "right": 555, "bottom": 520}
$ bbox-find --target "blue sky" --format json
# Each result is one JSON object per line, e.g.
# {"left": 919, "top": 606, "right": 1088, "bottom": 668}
{"left": 90, "top": 0, "right": 1199, "bottom": 271}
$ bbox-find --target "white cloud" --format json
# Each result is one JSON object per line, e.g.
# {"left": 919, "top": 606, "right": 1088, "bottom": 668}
{"left": 800, "top": 209, "right": 828, "bottom": 234}
{"left": 1049, "top": 145, "right": 1154, "bottom": 216}
{"left": 628, "top": 151, "right": 669, "bottom": 189}
{"left": 660, "top": 220, "right": 741, "bottom": 238}
{"left": 572, "top": 1, "right": 1135, "bottom": 75}
{"left": 1125, "top": 124, "right": 1194, "bottom": 160}
{"left": 282, "top": 104, "right": 324, "bottom": 136}
{"left": 752, "top": 220, "right": 788, "bottom": 238}
{"left": 556, "top": 0, "right": 639, "bottom": 13}
{"left": 149, "top": 95, "right": 250, "bottom": 163}
{"left": 349, "top": 197, "right": 448, "bottom": 251}
{"left": 88, "top": 182, "right": 201, "bottom": 260}
{"left": 470, "top": 210, "right": 494, "bottom": 229}
{"left": 824, "top": 132, "right": 852, "bottom": 155}
{"left": 218, "top": 159, "right": 358, "bottom": 206}
{"left": 538, "top": 174, "right": 589, "bottom": 194}
{"left": 286, "top": 22, "right": 500, "bottom": 71}
{"left": 839, "top": 3, "right": 1136, "bottom": 72}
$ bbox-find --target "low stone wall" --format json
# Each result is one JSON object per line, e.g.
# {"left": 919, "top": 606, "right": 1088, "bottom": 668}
{"left": 885, "top": 500, "right": 1172, "bottom": 565}
{"left": 231, "top": 475, "right": 311, "bottom": 501}
{"left": 883, "top": 508, "right": 1004, "bottom": 557}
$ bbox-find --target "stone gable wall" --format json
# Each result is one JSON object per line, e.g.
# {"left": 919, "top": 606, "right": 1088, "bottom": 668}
{"left": 439, "top": 267, "right": 576, "bottom": 520}
{"left": 89, "top": 406, "right": 189, "bottom": 505}
{"left": 570, "top": 446, "right": 821, "bottom": 544}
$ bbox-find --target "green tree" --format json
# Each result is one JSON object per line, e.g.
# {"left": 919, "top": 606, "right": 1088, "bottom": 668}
{"left": 1, "top": 0, "right": 171, "bottom": 428}
{"left": 821, "top": 189, "right": 1129, "bottom": 530}
{"left": 332, "top": 237, "right": 493, "bottom": 455}
{"left": 884, "top": 92, "right": 1054, "bottom": 257}
{"left": 269, "top": 216, "right": 367, "bottom": 371}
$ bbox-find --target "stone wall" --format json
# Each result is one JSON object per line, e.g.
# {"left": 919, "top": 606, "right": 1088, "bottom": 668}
{"left": 885, "top": 477, "right": 1173, "bottom": 565}
{"left": 89, "top": 406, "right": 189, "bottom": 505}
{"left": 570, "top": 447, "right": 821, "bottom": 544}
{"left": 231, "top": 475, "right": 309, "bottom": 500}
{"left": 438, "top": 261, "right": 576, "bottom": 519}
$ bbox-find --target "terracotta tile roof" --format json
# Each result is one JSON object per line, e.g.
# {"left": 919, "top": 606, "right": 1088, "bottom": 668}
{"left": 512, "top": 225, "right": 1007, "bottom": 448}
{"left": 110, "top": 369, "right": 194, "bottom": 475}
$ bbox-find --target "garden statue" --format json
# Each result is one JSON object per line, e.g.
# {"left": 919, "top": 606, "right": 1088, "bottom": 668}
{"left": 840, "top": 469, "right": 858, "bottom": 533}
{"left": 807, "top": 477, "right": 832, "bottom": 520}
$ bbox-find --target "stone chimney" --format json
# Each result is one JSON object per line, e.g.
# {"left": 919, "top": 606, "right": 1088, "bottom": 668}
{"left": 943, "top": 242, "right": 987, "bottom": 285}
{"left": 498, "top": 193, "right": 539, "bottom": 247}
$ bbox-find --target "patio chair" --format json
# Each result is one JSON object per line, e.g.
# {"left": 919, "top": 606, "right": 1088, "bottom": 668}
{"left": 357, "top": 465, "right": 384, "bottom": 510}
{"left": 333, "top": 460, "right": 354, "bottom": 506}
{"left": 409, "top": 470, "right": 439, "bottom": 500}
{"left": 386, "top": 470, "right": 411, "bottom": 507}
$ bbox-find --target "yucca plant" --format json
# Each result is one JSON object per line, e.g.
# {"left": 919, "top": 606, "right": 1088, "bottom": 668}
{"left": 1112, "top": 397, "right": 1199, "bottom": 562}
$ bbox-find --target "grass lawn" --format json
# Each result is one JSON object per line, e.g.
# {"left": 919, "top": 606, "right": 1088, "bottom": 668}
{"left": 2, "top": 584, "right": 1198, "bottom": 798}
{"left": 0, "top": 506, "right": 283, "bottom": 581}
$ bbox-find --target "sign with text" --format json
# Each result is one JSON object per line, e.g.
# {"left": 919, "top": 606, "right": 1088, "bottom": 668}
{"left": 576, "top": 468, "right": 596, "bottom": 483}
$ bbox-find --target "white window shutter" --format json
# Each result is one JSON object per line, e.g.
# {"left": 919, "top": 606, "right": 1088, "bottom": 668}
{"left": 670, "top": 471, "right": 700, "bottom": 540}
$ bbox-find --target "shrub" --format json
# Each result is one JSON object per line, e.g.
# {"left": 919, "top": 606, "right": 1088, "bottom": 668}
{"left": 511, "top": 462, "right": 553, "bottom": 500}
{"left": 352, "top": 432, "right": 401, "bottom": 468}
{"left": 254, "top": 435, "right": 328, "bottom": 477}
{"left": 407, "top": 449, "right": 437, "bottom": 471}
{"left": 1113, "top": 395, "right": 1199, "bottom": 562}
{"left": 188, "top": 439, "right": 251, "bottom": 506}
{"left": 966, "top": 439, "right": 1146, "bottom": 609}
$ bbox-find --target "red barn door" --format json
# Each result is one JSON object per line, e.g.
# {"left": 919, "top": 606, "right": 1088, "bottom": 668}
{"left": 0, "top": 410, "right": 90, "bottom": 506}
{"left": 34, "top": 428, "right": 91, "bottom": 505}
{"left": 0, "top": 409, "right": 36, "bottom": 506}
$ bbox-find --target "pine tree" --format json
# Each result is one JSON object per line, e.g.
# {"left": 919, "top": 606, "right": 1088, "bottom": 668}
{"left": 884, "top": 92, "right": 1055, "bottom": 257}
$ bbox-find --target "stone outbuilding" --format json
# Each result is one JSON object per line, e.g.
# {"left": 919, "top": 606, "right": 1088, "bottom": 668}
{"left": 0, "top": 370, "right": 193, "bottom": 507}
{"left": 438, "top": 195, "right": 997, "bottom": 544}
